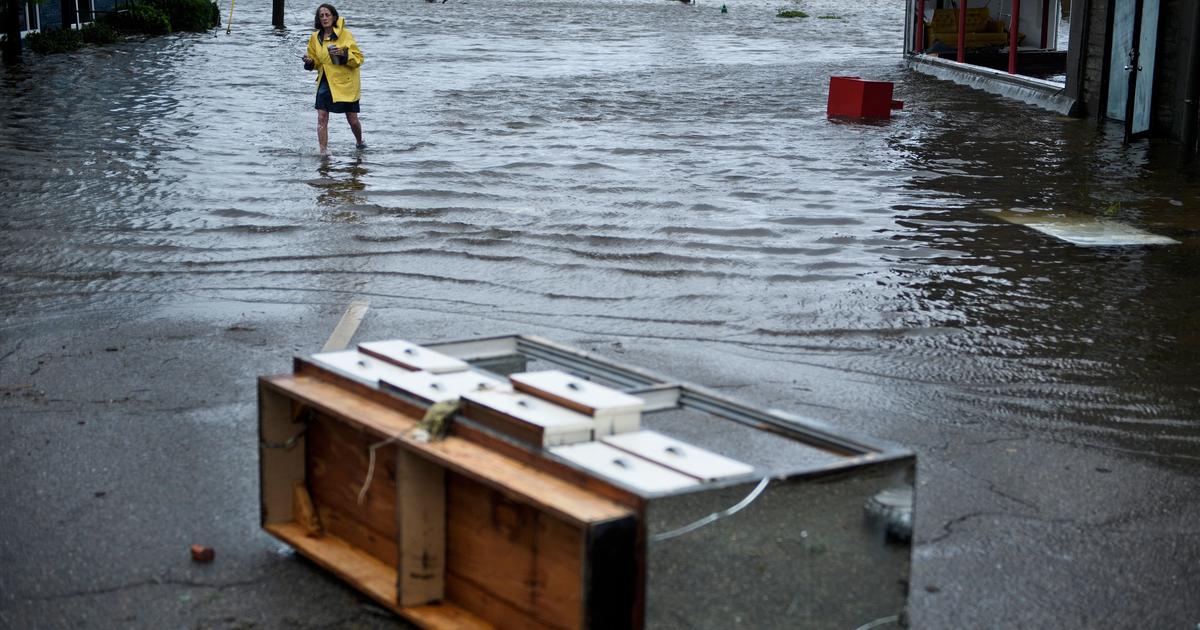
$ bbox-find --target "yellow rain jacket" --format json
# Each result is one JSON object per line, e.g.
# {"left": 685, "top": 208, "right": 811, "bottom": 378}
{"left": 306, "top": 16, "right": 363, "bottom": 103}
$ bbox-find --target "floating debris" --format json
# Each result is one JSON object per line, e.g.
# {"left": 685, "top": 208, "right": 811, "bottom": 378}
{"left": 990, "top": 209, "right": 1180, "bottom": 246}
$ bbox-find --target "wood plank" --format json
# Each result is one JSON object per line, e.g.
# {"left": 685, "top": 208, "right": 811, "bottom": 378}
{"left": 446, "top": 474, "right": 536, "bottom": 613}
{"left": 532, "top": 507, "right": 585, "bottom": 627}
{"left": 445, "top": 474, "right": 583, "bottom": 629}
{"left": 400, "top": 602, "right": 496, "bottom": 630}
{"left": 397, "top": 450, "right": 445, "bottom": 606}
{"left": 263, "top": 375, "right": 635, "bottom": 527}
{"left": 265, "top": 522, "right": 492, "bottom": 630}
{"left": 292, "top": 481, "right": 323, "bottom": 536}
{"left": 259, "top": 383, "right": 306, "bottom": 525}
{"left": 315, "top": 503, "right": 397, "bottom": 568}
{"left": 306, "top": 413, "right": 398, "bottom": 566}
{"left": 445, "top": 572, "right": 558, "bottom": 630}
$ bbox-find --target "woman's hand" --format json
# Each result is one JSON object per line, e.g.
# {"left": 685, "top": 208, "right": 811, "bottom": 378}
{"left": 301, "top": 54, "right": 313, "bottom": 64}
{"left": 327, "top": 45, "right": 342, "bottom": 57}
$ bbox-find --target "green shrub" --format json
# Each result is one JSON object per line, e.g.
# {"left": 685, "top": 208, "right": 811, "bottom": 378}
{"left": 24, "top": 21, "right": 118, "bottom": 53}
{"left": 26, "top": 28, "right": 84, "bottom": 54}
{"left": 776, "top": 9, "right": 808, "bottom": 18}
{"left": 149, "top": 0, "right": 220, "bottom": 32}
{"left": 80, "top": 23, "right": 120, "bottom": 45}
{"left": 105, "top": 3, "right": 172, "bottom": 35}
{"left": 24, "top": 21, "right": 120, "bottom": 54}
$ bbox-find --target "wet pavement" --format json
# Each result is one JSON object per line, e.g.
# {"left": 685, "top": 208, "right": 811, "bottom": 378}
{"left": 2, "top": 0, "right": 1199, "bottom": 627}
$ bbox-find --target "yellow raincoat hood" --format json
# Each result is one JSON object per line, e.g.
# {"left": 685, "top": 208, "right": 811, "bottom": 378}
{"left": 306, "top": 16, "right": 363, "bottom": 103}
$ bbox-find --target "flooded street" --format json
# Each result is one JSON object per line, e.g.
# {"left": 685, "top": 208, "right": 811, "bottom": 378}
{"left": 2, "top": 0, "right": 1199, "bottom": 627}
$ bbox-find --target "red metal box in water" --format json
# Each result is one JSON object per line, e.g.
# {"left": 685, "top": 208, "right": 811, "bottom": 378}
{"left": 827, "top": 76, "right": 899, "bottom": 118}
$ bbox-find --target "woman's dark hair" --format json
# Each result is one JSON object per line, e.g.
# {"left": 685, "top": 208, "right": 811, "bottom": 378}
{"left": 313, "top": 3, "right": 338, "bottom": 30}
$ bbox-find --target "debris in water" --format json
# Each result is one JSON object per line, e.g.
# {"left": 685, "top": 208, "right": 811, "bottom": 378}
{"left": 989, "top": 209, "right": 1179, "bottom": 246}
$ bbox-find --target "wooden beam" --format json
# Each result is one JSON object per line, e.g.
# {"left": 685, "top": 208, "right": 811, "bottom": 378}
{"left": 265, "top": 522, "right": 491, "bottom": 629}
{"left": 397, "top": 450, "right": 446, "bottom": 606}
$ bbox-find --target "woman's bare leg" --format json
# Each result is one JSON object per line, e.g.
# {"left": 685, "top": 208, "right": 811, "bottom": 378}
{"left": 317, "top": 109, "right": 330, "bottom": 153}
{"left": 346, "top": 112, "right": 364, "bottom": 146}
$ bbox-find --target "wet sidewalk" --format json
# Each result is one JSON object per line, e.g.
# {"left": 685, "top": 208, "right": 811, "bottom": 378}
{"left": 2, "top": 0, "right": 1199, "bottom": 627}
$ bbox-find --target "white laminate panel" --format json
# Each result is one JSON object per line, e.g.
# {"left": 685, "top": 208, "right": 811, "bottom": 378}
{"left": 358, "top": 339, "right": 471, "bottom": 374}
{"left": 510, "top": 370, "right": 644, "bottom": 414}
{"left": 550, "top": 442, "right": 699, "bottom": 494}
{"left": 462, "top": 389, "right": 596, "bottom": 437}
{"left": 603, "top": 430, "right": 755, "bottom": 480}
{"left": 381, "top": 369, "right": 510, "bottom": 404}
{"left": 310, "top": 350, "right": 420, "bottom": 387}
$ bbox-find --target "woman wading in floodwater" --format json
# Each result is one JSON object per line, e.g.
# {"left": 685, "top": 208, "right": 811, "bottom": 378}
{"left": 302, "top": 4, "right": 365, "bottom": 153}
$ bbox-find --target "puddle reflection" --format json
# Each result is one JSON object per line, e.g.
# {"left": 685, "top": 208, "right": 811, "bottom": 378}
{"left": 311, "top": 154, "right": 368, "bottom": 210}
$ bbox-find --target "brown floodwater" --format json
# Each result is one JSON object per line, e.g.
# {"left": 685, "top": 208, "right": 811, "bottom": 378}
{"left": 1, "top": 0, "right": 1197, "bottom": 625}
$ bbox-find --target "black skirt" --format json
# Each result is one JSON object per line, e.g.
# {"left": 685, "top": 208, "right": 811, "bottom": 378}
{"left": 315, "top": 75, "right": 360, "bottom": 114}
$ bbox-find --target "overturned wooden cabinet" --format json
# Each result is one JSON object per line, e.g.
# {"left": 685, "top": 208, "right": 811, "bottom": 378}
{"left": 259, "top": 335, "right": 915, "bottom": 629}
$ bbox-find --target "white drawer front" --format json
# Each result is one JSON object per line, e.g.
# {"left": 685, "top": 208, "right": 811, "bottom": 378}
{"left": 382, "top": 369, "right": 509, "bottom": 404}
{"left": 463, "top": 390, "right": 596, "bottom": 435}
{"left": 551, "top": 442, "right": 700, "bottom": 494}
{"left": 358, "top": 339, "right": 470, "bottom": 374}
{"left": 603, "top": 430, "right": 754, "bottom": 481}
{"left": 510, "top": 370, "right": 644, "bottom": 415}
{"left": 311, "top": 350, "right": 418, "bottom": 386}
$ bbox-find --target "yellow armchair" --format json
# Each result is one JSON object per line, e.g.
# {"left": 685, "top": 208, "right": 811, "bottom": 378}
{"left": 926, "top": 8, "right": 1021, "bottom": 50}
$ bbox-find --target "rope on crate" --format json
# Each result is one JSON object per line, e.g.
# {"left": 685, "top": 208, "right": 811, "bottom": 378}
{"left": 357, "top": 400, "right": 460, "bottom": 505}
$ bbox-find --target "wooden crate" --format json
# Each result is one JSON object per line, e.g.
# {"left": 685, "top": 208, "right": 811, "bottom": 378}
{"left": 260, "top": 336, "right": 916, "bottom": 629}
{"left": 259, "top": 373, "right": 639, "bottom": 629}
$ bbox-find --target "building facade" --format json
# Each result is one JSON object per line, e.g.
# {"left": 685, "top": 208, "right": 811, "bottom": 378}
{"left": 5, "top": 0, "right": 121, "bottom": 44}
{"left": 906, "top": 0, "right": 1200, "bottom": 151}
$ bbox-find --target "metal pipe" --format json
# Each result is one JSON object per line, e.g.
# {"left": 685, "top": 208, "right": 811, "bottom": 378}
{"left": 1183, "top": 0, "right": 1200, "bottom": 155}
{"left": 916, "top": 0, "right": 926, "bottom": 53}
{"left": 957, "top": 1, "right": 966, "bottom": 63}
{"left": 1008, "top": 0, "right": 1022, "bottom": 73}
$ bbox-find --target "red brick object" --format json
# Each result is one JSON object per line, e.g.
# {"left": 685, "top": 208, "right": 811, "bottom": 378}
{"left": 190, "top": 544, "right": 215, "bottom": 563}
